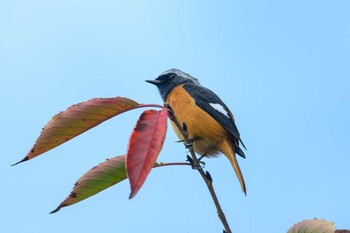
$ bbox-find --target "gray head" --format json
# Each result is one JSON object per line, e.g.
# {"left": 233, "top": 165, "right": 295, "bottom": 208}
{"left": 146, "top": 68, "right": 200, "bottom": 101}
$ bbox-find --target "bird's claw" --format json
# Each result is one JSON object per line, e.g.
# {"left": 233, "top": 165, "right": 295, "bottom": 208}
{"left": 186, "top": 155, "right": 205, "bottom": 169}
{"left": 176, "top": 138, "right": 195, "bottom": 151}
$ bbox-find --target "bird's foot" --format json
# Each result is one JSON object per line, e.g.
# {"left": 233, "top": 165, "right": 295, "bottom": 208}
{"left": 176, "top": 137, "right": 195, "bottom": 150}
{"left": 186, "top": 155, "right": 205, "bottom": 169}
{"left": 197, "top": 154, "right": 206, "bottom": 161}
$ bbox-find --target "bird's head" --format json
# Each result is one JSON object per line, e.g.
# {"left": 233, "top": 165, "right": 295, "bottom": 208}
{"left": 146, "top": 68, "right": 200, "bottom": 101}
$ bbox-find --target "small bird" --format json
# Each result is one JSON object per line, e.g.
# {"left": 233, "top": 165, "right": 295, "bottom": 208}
{"left": 146, "top": 68, "right": 247, "bottom": 194}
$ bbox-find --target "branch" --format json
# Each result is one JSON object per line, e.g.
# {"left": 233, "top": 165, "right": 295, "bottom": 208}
{"left": 154, "top": 162, "right": 192, "bottom": 168}
{"left": 166, "top": 104, "right": 233, "bottom": 233}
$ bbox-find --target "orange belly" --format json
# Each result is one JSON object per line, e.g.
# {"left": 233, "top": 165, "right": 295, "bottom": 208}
{"left": 166, "top": 85, "right": 230, "bottom": 156}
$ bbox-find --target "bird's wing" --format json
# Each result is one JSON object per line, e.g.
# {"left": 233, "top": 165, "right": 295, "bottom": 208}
{"left": 183, "top": 84, "right": 246, "bottom": 158}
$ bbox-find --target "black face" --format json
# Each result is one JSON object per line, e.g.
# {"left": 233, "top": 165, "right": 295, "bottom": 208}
{"left": 146, "top": 69, "right": 200, "bottom": 102}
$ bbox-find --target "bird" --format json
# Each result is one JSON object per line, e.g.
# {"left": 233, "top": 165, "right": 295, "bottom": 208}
{"left": 146, "top": 68, "right": 247, "bottom": 195}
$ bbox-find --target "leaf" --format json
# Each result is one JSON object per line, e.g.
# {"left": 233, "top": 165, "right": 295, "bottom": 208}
{"left": 14, "top": 97, "right": 140, "bottom": 165}
{"left": 50, "top": 155, "right": 128, "bottom": 214}
{"left": 51, "top": 156, "right": 189, "bottom": 213}
{"left": 287, "top": 218, "right": 336, "bottom": 233}
{"left": 126, "top": 109, "right": 168, "bottom": 199}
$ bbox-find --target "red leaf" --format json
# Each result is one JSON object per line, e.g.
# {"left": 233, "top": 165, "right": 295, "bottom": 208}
{"left": 14, "top": 97, "right": 140, "bottom": 165}
{"left": 126, "top": 109, "right": 168, "bottom": 198}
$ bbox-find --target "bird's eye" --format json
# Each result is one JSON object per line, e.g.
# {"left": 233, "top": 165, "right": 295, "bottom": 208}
{"left": 169, "top": 74, "right": 177, "bottom": 79}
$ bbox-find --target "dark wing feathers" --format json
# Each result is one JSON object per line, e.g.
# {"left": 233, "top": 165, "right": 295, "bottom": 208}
{"left": 183, "top": 84, "right": 246, "bottom": 158}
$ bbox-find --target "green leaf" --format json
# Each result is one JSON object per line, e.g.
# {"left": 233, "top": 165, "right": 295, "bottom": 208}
{"left": 14, "top": 97, "right": 140, "bottom": 165}
{"left": 50, "top": 155, "right": 127, "bottom": 214}
{"left": 51, "top": 156, "right": 190, "bottom": 213}
{"left": 287, "top": 218, "right": 336, "bottom": 233}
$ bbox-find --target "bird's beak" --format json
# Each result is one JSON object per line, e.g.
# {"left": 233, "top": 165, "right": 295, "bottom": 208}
{"left": 145, "top": 80, "right": 161, "bottom": 85}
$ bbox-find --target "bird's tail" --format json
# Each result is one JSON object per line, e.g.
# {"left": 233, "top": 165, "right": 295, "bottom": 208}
{"left": 219, "top": 140, "right": 246, "bottom": 195}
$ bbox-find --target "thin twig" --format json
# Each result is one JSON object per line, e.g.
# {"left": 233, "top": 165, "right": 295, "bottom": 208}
{"left": 166, "top": 104, "right": 232, "bottom": 233}
{"left": 154, "top": 162, "right": 192, "bottom": 168}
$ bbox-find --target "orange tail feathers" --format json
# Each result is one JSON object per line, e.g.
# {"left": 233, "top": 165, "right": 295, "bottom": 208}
{"left": 219, "top": 140, "right": 246, "bottom": 195}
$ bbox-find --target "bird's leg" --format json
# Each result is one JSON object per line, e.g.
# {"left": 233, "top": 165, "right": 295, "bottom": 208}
{"left": 186, "top": 155, "right": 205, "bottom": 170}
{"left": 197, "top": 154, "right": 207, "bottom": 162}
{"left": 185, "top": 137, "right": 195, "bottom": 150}
{"left": 175, "top": 139, "right": 194, "bottom": 153}
{"left": 175, "top": 138, "right": 192, "bottom": 145}
{"left": 176, "top": 136, "right": 198, "bottom": 151}
{"left": 180, "top": 122, "right": 195, "bottom": 150}
{"left": 171, "top": 120, "right": 205, "bottom": 169}
{"left": 194, "top": 154, "right": 207, "bottom": 169}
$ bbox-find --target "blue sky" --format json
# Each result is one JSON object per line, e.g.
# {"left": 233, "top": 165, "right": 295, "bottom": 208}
{"left": 1, "top": 0, "right": 349, "bottom": 232}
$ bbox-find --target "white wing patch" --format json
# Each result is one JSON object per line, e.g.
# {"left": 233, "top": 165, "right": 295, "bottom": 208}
{"left": 209, "top": 103, "right": 230, "bottom": 118}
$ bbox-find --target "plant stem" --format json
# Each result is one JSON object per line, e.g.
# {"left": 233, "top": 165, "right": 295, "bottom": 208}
{"left": 166, "top": 105, "right": 233, "bottom": 233}
{"left": 137, "top": 104, "right": 165, "bottom": 109}
{"left": 154, "top": 162, "right": 192, "bottom": 168}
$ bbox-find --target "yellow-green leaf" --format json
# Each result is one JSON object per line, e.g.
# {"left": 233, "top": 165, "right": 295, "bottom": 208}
{"left": 50, "top": 155, "right": 127, "bottom": 214}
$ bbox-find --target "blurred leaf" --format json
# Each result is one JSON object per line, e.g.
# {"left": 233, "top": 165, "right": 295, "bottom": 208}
{"left": 14, "top": 97, "right": 140, "bottom": 165}
{"left": 50, "top": 155, "right": 127, "bottom": 214}
{"left": 127, "top": 109, "right": 168, "bottom": 198}
{"left": 287, "top": 218, "right": 336, "bottom": 233}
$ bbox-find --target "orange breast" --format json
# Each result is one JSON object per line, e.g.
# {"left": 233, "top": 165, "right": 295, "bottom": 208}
{"left": 166, "top": 85, "right": 230, "bottom": 156}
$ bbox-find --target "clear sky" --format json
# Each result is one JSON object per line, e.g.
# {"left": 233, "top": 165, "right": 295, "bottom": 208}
{"left": 1, "top": 1, "right": 349, "bottom": 233}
